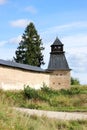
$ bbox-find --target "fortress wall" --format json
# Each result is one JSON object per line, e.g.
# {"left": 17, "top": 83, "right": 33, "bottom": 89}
{"left": 0, "top": 65, "right": 50, "bottom": 90}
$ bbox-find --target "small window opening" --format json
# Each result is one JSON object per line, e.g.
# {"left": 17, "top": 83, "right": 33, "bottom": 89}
{"left": 53, "top": 82, "right": 55, "bottom": 85}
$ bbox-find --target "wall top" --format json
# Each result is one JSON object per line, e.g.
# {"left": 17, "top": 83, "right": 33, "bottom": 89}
{"left": 0, "top": 59, "right": 45, "bottom": 73}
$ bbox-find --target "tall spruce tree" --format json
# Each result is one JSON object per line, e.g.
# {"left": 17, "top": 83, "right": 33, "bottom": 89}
{"left": 14, "top": 22, "right": 45, "bottom": 67}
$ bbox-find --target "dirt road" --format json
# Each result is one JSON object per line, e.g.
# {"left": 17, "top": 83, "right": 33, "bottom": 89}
{"left": 14, "top": 107, "right": 87, "bottom": 120}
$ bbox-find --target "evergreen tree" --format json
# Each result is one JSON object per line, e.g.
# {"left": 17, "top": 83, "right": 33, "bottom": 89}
{"left": 14, "top": 22, "right": 45, "bottom": 67}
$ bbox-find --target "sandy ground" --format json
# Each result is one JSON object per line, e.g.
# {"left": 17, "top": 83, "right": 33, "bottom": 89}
{"left": 14, "top": 107, "right": 87, "bottom": 120}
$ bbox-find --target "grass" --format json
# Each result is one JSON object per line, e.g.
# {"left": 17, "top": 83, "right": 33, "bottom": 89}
{"left": 0, "top": 85, "right": 87, "bottom": 112}
{"left": 0, "top": 85, "right": 87, "bottom": 129}
{"left": 0, "top": 102, "right": 87, "bottom": 130}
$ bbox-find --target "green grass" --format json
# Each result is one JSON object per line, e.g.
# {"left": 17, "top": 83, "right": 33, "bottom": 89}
{"left": 0, "top": 102, "right": 87, "bottom": 130}
{"left": 0, "top": 85, "right": 87, "bottom": 112}
{"left": 0, "top": 85, "right": 87, "bottom": 129}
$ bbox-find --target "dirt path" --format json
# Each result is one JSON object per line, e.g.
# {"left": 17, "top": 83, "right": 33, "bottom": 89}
{"left": 14, "top": 107, "right": 87, "bottom": 120}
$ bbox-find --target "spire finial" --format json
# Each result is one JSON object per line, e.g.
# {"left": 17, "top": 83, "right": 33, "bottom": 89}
{"left": 56, "top": 36, "right": 58, "bottom": 39}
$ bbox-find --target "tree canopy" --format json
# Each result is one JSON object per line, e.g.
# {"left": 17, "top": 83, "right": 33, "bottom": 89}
{"left": 14, "top": 22, "right": 45, "bottom": 67}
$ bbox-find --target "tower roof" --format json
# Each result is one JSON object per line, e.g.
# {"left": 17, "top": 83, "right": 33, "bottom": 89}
{"left": 47, "top": 37, "right": 71, "bottom": 71}
{"left": 47, "top": 54, "right": 70, "bottom": 71}
{"left": 51, "top": 37, "right": 63, "bottom": 46}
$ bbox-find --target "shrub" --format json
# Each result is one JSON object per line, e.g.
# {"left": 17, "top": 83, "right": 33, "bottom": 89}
{"left": 24, "top": 85, "right": 38, "bottom": 99}
{"left": 41, "top": 84, "right": 59, "bottom": 96}
{"left": 71, "top": 77, "right": 80, "bottom": 85}
{"left": 41, "top": 84, "right": 51, "bottom": 93}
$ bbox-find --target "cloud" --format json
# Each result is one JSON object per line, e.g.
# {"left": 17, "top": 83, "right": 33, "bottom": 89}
{"left": 70, "top": 50, "right": 87, "bottom": 84}
{"left": 61, "top": 34, "right": 87, "bottom": 75}
{"left": 0, "top": 35, "right": 22, "bottom": 60}
{"left": 62, "top": 34, "right": 87, "bottom": 48}
{"left": 8, "top": 35, "right": 22, "bottom": 44}
{"left": 69, "top": 54, "right": 87, "bottom": 73}
{"left": 0, "top": 41, "right": 7, "bottom": 47}
{"left": 25, "top": 6, "right": 37, "bottom": 14}
{"left": 71, "top": 72, "right": 87, "bottom": 84}
{"left": 0, "top": 0, "right": 7, "bottom": 5}
{"left": 10, "top": 19, "right": 31, "bottom": 28}
{"left": 0, "top": 35, "right": 22, "bottom": 47}
{"left": 65, "top": 44, "right": 87, "bottom": 84}
{"left": 41, "top": 21, "right": 87, "bottom": 36}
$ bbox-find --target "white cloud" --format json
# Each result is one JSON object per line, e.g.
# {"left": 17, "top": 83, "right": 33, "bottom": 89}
{"left": 68, "top": 52, "right": 87, "bottom": 72}
{"left": 0, "top": 35, "right": 22, "bottom": 47}
{"left": 65, "top": 45, "right": 87, "bottom": 85}
{"left": 71, "top": 72, "right": 87, "bottom": 84}
{"left": 61, "top": 34, "right": 87, "bottom": 75}
{"left": 25, "top": 6, "right": 37, "bottom": 14}
{"left": 8, "top": 35, "right": 22, "bottom": 44}
{"left": 41, "top": 21, "right": 87, "bottom": 36}
{"left": 0, "top": 0, "right": 7, "bottom": 5}
{"left": 0, "top": 48, "right": 15, "bottom": 60}
{"left": 0, "top": 41, "right": 7, "bottom": 47}
{"left": 60, "top": 21, "right": 87, "bottom": 29}
{"left": 62, "top": 34, "right": 87, "bottom": 47}
{"left": 10, "top": 19, "right": 31, "bottom": 28}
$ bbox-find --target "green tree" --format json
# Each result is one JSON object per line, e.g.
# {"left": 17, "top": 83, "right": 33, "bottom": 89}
{"left": 71, "top": 77, "right": 80, "bottom": 85}
{"left": 14, "top": 22, "right": 45, "bottom": 67}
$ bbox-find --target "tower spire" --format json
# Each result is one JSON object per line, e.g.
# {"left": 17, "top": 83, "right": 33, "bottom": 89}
{"left": 48, "top": 37, "right": 70, "bottom": 71}
{"left": 50, "top": 37, "right": 64, "bottom": 54}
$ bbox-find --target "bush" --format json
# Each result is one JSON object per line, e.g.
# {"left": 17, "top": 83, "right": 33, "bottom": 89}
{"left": 41, "top": 84, "right": 59, "bottom": 96}
{"left": 41, "top": 84, "right": 51, "bottom": 93}
{"left": 24, "top": 85, "right": 38, "bottom": 99}
{"left": 71, "top": 77, "right": 80, "bottom": 85}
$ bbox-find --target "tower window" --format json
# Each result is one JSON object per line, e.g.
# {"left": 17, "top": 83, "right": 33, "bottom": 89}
{"left": 54, "top": 46, "right": 57, "bottom": 49}
{"left": 58, "top": 46, "right": 61, "bottom": 49}
{"left": 53, "top": 82, "right": 55, "bottom": 85}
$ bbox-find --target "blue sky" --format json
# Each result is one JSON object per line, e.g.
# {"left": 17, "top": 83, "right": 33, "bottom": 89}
{"left": 0, "top": 0, "right": 87, "bottom": 84}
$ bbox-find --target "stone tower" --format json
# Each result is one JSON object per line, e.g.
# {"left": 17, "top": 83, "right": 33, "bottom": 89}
{"left": 47, "top": 37, "right": 71, "bottom": 89}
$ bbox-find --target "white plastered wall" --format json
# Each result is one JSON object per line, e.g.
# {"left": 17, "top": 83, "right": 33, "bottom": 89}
{"left": 0, "top": 66, "right": 50, "bottom": 90}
